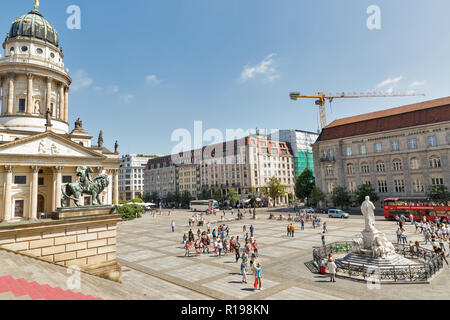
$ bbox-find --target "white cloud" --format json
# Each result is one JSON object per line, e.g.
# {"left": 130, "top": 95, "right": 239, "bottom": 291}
{"left": 240, "top": 53, "right": 280, "bottom": 83}
{"left": 410, "top": 81, "right": 426, "bottom": 87}
{"left": 71, "top": 69, "right": 93, "bottom": 91}
{"left": 120, "top": 94, "right": 135, "bottom": 104}
{"left": 146, "top": 74, "right": 162, "bottom": 85}
{"left": 375, "top": 76, "right": 403, "bottom": 89}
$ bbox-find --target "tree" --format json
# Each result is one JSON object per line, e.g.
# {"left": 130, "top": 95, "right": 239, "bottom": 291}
{"left": 354, "top": 183, "right": 379, "bottom": 205}
{"left": 165, "top": 192, "right": 174, "bottom": 204}
{"left": 249, "top": 187, "right": 259, "bottom": 208}
{"left": 262, "top": 177, "right": 286, "bottom": 207}
{"left": 227, "top": 188, "right": 240, "bottom": 207}
{"left": 212, "top": 190, "right": 223, "bottom": 203}
{"left": 173, "top": 190, "right": 181, "bottom": 207}
{"left": 295, "top": 168, "right": 315, "bottom": 202}
{"left": 310, "top": 186, "right": 326, "bottom": 207}
{"left": 131, "top": 198, "right": 144, "bottom": 203}
{"left": 331, "top": 186, "right": 352, "bottom": 209}
{"left": 143, "top": 192, "right": 159, "bottom": 204}
{"left": 181, "top": 191, "right": 192, "bottom": 206}
{"left": 199, "top": 189, "right": 211, "bottom": 200}
{"left": 427, "top": 185, "right": 450, "bottom": 201}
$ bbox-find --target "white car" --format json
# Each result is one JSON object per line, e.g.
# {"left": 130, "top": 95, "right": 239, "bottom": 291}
{"left": 328, "top": 209, "right": 350, "bottom": 219}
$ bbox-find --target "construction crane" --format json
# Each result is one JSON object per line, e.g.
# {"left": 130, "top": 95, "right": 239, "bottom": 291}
{"left": 289, "top": 91, "right": 425, "bottom": 131}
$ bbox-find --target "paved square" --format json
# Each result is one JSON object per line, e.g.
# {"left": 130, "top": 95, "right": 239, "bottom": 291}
{"left": 137, "top": 256, "right": 193, "bottom": 271}
{"left": 202, "top": 276, "right": 280, "bottom": 299}
{"left": 119, "top": 250, "right": 166, "bottom": 262}
{"left": 165, "top": 264, "right": 231, "bottom": 282}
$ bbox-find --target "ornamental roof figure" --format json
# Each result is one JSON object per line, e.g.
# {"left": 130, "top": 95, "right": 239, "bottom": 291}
{"left": 6, "top": 0, "right": 59, "bottom": 48}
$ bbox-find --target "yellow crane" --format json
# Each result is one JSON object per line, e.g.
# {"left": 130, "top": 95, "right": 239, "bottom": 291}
{"left": 290, "top": 91, "right": 425, "bottom": 131}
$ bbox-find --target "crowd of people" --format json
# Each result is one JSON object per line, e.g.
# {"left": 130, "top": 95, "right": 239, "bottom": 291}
{"left": 182, "top": 223, "right": 263, "bottom": 290}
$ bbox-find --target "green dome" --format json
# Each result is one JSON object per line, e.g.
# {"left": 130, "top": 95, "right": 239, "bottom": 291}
{"left": 7, "top": 9, "right": 59, "bottom": 47}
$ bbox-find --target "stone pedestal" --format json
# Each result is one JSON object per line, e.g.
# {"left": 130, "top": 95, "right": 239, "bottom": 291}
{"left": 52, "top": 205, "right": 116, "bottom": 220}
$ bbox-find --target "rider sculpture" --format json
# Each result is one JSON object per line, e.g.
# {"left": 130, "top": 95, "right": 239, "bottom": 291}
{"left": 61, "top": 166, "right": 110, "bottom": 207}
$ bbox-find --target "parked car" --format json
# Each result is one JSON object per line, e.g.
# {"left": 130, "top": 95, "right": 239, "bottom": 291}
{"left": 328, "top": 209, "right": 350, "bottom": 219}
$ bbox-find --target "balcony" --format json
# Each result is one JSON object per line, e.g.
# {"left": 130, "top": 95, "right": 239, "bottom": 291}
{"left": 0, "top": 54, "right": 67, "bottom": 74}
{"left": 320, "top": 156, "right": 336, "bottom": 162}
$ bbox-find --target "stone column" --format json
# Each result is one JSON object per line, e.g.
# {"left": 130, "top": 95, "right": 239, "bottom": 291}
{"left": 27, "top": 74, "right": 34, "bottom": 114}
{"left": 0, "top": 76, "right": 5, "bottom": 114}
{"left": 54, "top": 166, "right": 63, "bottom": 210}
{"left": 4, "top": 166, "right": 13, "bottom": 221}
{"left": 7, "top": 74, "right": 15, "bottom": 115}
{"left": 58, "top": 84, "right": 64, "bottom": 121}
{"left": 113, "top": 170, "right": 119, "bottom": 205}
{"left": 30, "top": 166, "right": 40, "bottom": 220}
{"left": 64, "top": 87, "right": 69, "bottom": 122}
{"left": 45, "top": 77, "right": 52, "bottom": 115}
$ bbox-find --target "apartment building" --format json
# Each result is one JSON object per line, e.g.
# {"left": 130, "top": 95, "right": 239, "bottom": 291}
{"left": 119, "top": 154, "right": 156, "bottom": 201}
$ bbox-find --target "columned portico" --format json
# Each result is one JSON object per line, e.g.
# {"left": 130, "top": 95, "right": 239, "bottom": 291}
{"left": 7, "top": 74, "right": 14, "bottom": 115}
{"left": 29, "top": 165, "right": 40, "bottom": 219}
{"left": 113, "top": 169, "right": 119, "bottom": 205}
{"left": 3, "top": 166, "right": 13, "bottom": 221}
{"left": 53, "top": 166, "right": 63, "bottom": 211}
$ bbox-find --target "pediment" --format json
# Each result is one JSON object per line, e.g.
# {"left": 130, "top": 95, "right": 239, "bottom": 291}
{"left": 0, "top": 132, "right": 104, "bottom": 159}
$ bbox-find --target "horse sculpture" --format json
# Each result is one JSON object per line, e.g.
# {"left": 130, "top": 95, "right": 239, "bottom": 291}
{"left": 61, "top": 167, "right": 110, "bottom": 207}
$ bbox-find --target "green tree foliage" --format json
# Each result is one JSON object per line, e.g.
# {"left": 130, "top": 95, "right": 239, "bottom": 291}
{"left": 331, "top": 186, "right": 352, "bottom": 209}
{"left": 310, "top": 186, "right": 326, "bottom": 207}
{"left": 131, "top": 198, "right": 144, "bottom": 203}
{"left": 427, "top": 185, "right": 450, "bottom": 201}
{"left": 249, "top": 187, "right": 259, "bottom": 208}
{"left": 212, "top": 190, "right": 223, "bottom": 203}
{"left": 261, "top": 177, "right": 286, "bottom": 207}
{"left": 117, "top": 204, "right": 144, "bottom": 221}
{"left": 354, "top": 184, "right": 379, "bottom": 205}
{"left": 227, "top": 188, "right": 240, "bottom": 206}
{"left": 199, "top": 189, "right": 211, "bottom": 200}
{"left": 173, "top": 190, "right": 181, "bottom": 206}
{"left": 143, "top": 192, "right": 159, "bottom": 204}
{"left": 294, "top": 169, "right": 315, "bottom": 201}
{"left": 165, "top": 192, "right": 175, "bottom": 204}
{"left": 181, "top": 191, "right": 192, "bottom": 206}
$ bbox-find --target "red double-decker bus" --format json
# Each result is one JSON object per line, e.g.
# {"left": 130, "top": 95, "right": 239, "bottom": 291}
{"left": 383, "top": 198, "right": 450, "bottom": 222}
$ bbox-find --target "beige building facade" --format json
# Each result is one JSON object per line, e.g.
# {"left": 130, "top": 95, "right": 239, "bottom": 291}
{"left": 313, "top": 97, "right": 450, "bottom": 205}
{"left": 0, "top": 5, "right": 120, "bottom": 222}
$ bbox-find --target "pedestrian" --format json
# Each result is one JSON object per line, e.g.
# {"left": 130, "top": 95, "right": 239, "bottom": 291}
{"left": 234, "top": 239, "right": 241, "bottom": 263}
{"left": 185, "top": 241, "right": 191, "bottom": 257}
{"left": 241, "top": 258, "right": 248, "bottom": 284}
{"left": 401, "top": 229, "right": 408, "bottom": 244}
{"left": 253, "top": 240, "right": 258, "bottom": 257}
{"left": 287, "top": 225, "right": 291, "bottom": 237}
{"left": 254, "top": 263, "right": 262, "bottom": 290}
{"left": 291, "top": 224, "right": 295, "bottom": 237}
{"left": 433, "top": 245, "right": 449, "bottom": 266}
{"left": 214, "top": 238, "right": 218, "bottom": 255}
{"left": 171, "top": 220, "right": 175, "bottom": 233}
{"left": 250, "top": 225, "right": 254, "bottom": 235}
{"left": 396, "top": 228, "right": 402, "bottom": 244}
{"left": 301, "top": 218, "right": 305, "bottom": 231}
{"left": 321, "top": 231, "right": 326, "bottom": 247}
{"left": 218, "top": 239, "right": 223, "bottom": 257}
{"left": 328, "top": 255, "right": 337, "bottom": 282}
{"left": 323, "top": 222, "right": 328, "bottom": 233}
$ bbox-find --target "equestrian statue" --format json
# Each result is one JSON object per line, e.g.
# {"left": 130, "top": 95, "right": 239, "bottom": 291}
{"left": 61, "top": 166, "right": 110, "bottom": 207}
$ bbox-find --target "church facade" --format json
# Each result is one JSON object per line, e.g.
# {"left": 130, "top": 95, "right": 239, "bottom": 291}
{"left": 0, "top": 3, "right": 120, "bottom": 222}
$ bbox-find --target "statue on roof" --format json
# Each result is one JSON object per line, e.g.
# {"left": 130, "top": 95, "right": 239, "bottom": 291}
{"left": 98, "top": 130, "right": 104, "bottom": 148}
{"left": 35, "top": 0, "right": 40, "bottom": 10}
{"left": 75, "top": 118, "right": 83, "bottom": 129}
{"left": 45, "top": 108, "right": 52, "bottom": 127}
{"left": 114, "top": 141, "right": 119, "bottom": 154}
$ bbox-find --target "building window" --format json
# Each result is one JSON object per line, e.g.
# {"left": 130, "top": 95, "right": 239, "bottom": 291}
{"left": 376, "top": 161, "right": 385, "bottom": 173}
{"left": 429, "top": 156, "right": 441, "bottom": 169}
{"left": 38, "top": 177, "right": 44, "bottom": 186}
{"left": 327, "top": 182, "right": 335, "bottom": 193}
{"left": 408, "top": 139, "right": 417, "bottom": 149}
{"left": 378, "top": 180, "right": 388, "bottom": 193}
{"left": 360, "top": 162, "right": 370, "bottom": 173}
{"left": 412, "top": 178, "right": 424, "bottom": 193}
{"left": 410, "top": 158, "right": 420, "bottom": 170}
{"left": 18, "top": 99, "right": 26, "bottom": 113}
{"left": 326, "top": 165, "right": 334, "bottom": 176}
{"left": 431, "top": 177, "right": 444, "bottom": 185}
{"left": 14, "top": 176, "right": 26, "bottom": 185}
{"left": 360, "top": 145, "right": 367, "bottom": 155}
{"left": 348, "top": 181, "right": 357, "bottom": 192}
{"left": 391, "top": 141, "right": 399, "bottom": 151}
{"left": 14, "top": 200, "right": 24, "bottom": 218}
{"left": 394, "top": 179, "right": 405, "bottom": 193}
{"left": 392, "top": 159, "right": 402, "bottom": 171}
{"left": 346, "top": 147, "right": 352, "bottom": 156}
{"left": 346, "top": 163, "right": 354, "bottom": 175}
{"left": 375, "top": 143, "right": 382, "bottom": 153}
{"left": 62, "top": 176, "right": 72, "bottom": 183}
{"left": 428, "top": 136, "right": 437, "bottom": 147}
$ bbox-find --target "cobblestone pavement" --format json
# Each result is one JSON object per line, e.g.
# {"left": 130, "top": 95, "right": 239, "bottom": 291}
{"left": 116, "top": 209, "right": 450, "bottom": 300}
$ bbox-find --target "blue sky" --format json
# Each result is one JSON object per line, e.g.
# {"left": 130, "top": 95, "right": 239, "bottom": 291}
{"left": 1, "top": 0, "right": 450, "bottom": 155}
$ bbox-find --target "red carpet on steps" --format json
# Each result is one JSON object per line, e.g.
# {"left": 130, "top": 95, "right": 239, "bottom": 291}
{"left": 0, "top": 275, "right": 102, "bottom": 300}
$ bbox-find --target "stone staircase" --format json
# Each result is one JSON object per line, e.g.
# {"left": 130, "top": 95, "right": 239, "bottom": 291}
{"left": 0, "top": 276, "right": 102, "bottom": 300}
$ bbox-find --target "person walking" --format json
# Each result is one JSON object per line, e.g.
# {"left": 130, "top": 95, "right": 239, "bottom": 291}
{"left": 218, "top": 239, "right": 223, "bottom": 257}
{"left": 254, "top": 263, "right": 262, "bottom": 290}
{"left": 252, "top": 240, "right": 258, "bottom": 257}
{"left": 301, "top": 218, "right": 305, "bottom": 231}
{"left": 171, "top": 220, "right": 175, "bottom": 233}
{"left": 401, "top": 229, "right": 408, "bottom": 244}
{"left": 287, "top": 225, "right": 291, "bottom": 237}
{"left": 321, "top": 231, "right": 326, "bottom": 247}
{"left": 291, "top": 224, "right": 295, "bottom": 237}
{"left": 241, "top": 258, "right": 248, "bottom": 284}
{"left": 234, "top": 239, "right": 241, "bottom": 263}
{"left": 328, "top": 255, "right": 337, "bottom": 282}
{"left": 185, "top": 241, "right": 191, "bottom": 257}
{"left": 396, "top": 228, "right": 402, "bottom": 244}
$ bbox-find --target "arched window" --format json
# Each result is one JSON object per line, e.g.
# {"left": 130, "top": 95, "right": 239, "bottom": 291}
{"left": 346, "top": 163, "right": 354, "bottom": 175}
{"left": 392, "top": 159, "right": 402, "bottom": 171}
{"left": 410, "top": 158, "right": 420, "bottom": 170}
{"left": 429, "top": 156, "right": 441, "bottom": 169}
{"left": 376, "top": 161, "right": 385, "bottom": 173}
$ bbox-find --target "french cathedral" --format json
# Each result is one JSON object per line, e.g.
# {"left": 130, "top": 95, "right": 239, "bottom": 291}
{"left": 0, "top": 2, "right": 120, "bottom": 221}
